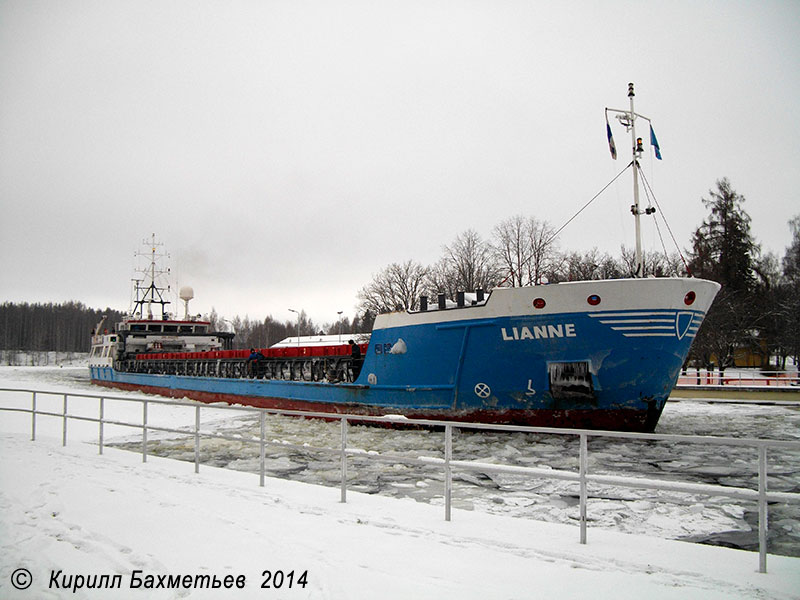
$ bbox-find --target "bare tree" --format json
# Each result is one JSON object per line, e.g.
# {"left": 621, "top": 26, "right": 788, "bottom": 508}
{"left": 563, "top": 248, "right": 605, "bottom": 281}
{"left": 544, "top": 248, "right": 624, "bottom": 282}
{"left": 491, "top": 216, "right": 558, "bottom": 286}
{"left": 426, "top": 257, "right": 459, "bottom": 300}
{"left": 492, "top": 215, "right": 533, "bottom": 287}
{"left": 618, "top": 245, "right": 685, "bottom": 278}
{"left": 204, "top": 308, "right": 220, "bottom": 332}
{"left": 525, "top": 218, "right": 558, "bottom": 285}
{"left": 434, "top": 229, "right": 501, "bottom": 294}
{"left": 357, "top": 260, "right": 430, "bottom": 315}
{"left": 597, "top": 253, "right": 624, "bottom": 279}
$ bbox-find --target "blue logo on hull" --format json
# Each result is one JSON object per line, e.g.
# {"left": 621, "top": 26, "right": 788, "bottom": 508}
{"left": 675, "top": 311, "right": 694, "bottom": 340}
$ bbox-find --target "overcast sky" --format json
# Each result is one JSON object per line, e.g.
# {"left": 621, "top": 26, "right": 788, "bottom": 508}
{"left": 2, "top": 0, "right": 798, "bottom": 327}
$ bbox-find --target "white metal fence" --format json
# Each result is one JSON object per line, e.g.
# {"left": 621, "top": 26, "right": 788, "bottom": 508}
{"left": 1, "top": 387, "right": 799, "bottom": 574}
{"left": 677, "top": 369, "right": 800, "bottom": 388}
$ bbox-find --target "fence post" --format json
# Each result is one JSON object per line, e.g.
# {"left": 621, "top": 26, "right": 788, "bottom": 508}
{"left": 580, "top": 433, "right": 588, "bottom": 544}
{"left": 62, "top": 394, "right": 68, "bottom": 447}
{"left": 445, "top": 424, "right": 452, "bottom": 522}
{"left": 142, "top": 400, "right": 148, "bottom": 463}
{"left": 259, "top": 410, "right": 266, "bottom": 487}
{"left": 31, "top": 391, "right": 36, "bottom": 441}
{"left": 340, "top": 417, "right": 347, "bottom": 503}
{"left": 194, "top": 406, "right": 200, "bottom": 474}
{"left": 758, "top": 445, "right": 768, "bottom": 574}
{"left": 99, "top": 397, "right": 104, "bottom": 455}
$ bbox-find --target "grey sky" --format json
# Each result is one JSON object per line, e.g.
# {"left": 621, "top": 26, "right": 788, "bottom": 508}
{"left": 1, "top": 0, "right": 798, "bottom": 326}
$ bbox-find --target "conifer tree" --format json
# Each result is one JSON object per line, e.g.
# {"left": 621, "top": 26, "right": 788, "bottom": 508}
{"left": 781, "top": 216, "right": 800, "bottom": 365}
{"left": 689, "top": 178, "right": 759, "bottom": 291}
{"left": 688, "top": 178, "right": 764, "bottom": 371}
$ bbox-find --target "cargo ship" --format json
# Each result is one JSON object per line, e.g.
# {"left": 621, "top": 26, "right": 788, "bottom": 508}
{"left": 89, "top": 85, "right": 720, "bottom": 432}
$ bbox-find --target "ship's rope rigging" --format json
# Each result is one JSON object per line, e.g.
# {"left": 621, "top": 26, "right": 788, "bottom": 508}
{"left": 636, "top": 163, "right": 691, "bottom": 275}
{"left": 544, "top": 161, "right": 632, "bottom": 247}
{"left": 545, "top": 160, "right": 690, "bottom": 277}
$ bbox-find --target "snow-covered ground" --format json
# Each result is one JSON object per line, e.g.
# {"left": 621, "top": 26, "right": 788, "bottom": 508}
{"left": 1, "top": 366, "right": 799, "bottom": 599}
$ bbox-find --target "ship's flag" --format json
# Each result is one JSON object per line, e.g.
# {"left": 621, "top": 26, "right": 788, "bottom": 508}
{"left": 650, "top": 124, "right": 662, "bottom": 160}
{"left": 606, "top": 118, "right": 617, "bottom": 160}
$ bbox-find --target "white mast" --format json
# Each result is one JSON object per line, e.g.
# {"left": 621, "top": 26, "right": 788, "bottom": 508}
{"left": 131, "top": 234, "right": 171, "bottom": 320}
{"left": 628, "top": 83, "right": 644, "bottom": 278}
{"left": 607, "top": 82, "right": 656, "bottom": 278}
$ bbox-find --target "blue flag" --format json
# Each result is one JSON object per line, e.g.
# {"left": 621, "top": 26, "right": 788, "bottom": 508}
{"left": 606, "top": 119, "right": 617, "bottom": 160}
{"left": 650, "top": 124, "right": 662, "bottom": 160}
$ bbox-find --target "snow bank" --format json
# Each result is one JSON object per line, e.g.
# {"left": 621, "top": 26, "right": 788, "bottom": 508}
{"left": 2, "top": 434, "right": 799, "bottom": 600}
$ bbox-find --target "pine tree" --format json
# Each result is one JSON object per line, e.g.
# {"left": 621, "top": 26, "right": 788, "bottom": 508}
{"left": 780, "top": 216, "right": 800, "bottom": 366}
{"left": 689, "top": 178, "right": 759, "bottom": 291}
{"left": 687, "top": 178, "right": 764, "bottom": 371}
{"left": 783, "top": 216, "right": 800, "bottom": 282}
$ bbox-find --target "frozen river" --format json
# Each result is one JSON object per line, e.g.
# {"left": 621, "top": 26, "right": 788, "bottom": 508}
{"left": 3, "top": 365, "right": 799, "bottom": 557}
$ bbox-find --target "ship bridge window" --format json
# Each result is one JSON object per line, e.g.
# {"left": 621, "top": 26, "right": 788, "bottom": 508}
{"left": 179, "top": 325, "right": 194, "bottom": 333}
{"left": 147, "top": 325, "right": 162, "bottom": 332}
{"left": 131, "top": 324, "right": 146, "bottom": 332}
{"left": 163, "top": 325, "right": 178, "bottom": 333}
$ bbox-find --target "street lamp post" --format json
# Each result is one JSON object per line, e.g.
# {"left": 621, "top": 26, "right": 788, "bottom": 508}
{"left": 337, "top": 310, "right": 343, "bottom": 343}
{"left": 288, "top": 309, "right": 300, "bottom": 347}
{"left": 221, "top": 319, "right": 235, "bottom": 334}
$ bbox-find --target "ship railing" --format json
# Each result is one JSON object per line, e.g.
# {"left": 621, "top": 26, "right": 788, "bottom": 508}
{"left": 676, "top": 369, "right": 800, "bottom": 388}
{"left": 1, "top": 387, "right": 799, "bottom": 575}
{"left": 117, "top": 355, "right": 361, "bottom": 383}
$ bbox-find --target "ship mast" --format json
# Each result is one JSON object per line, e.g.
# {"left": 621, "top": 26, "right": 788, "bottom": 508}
{"left": 628, "top": 84, "right": 644, "bottom": 277}
{"left": 131, "top": 234, "right": 171, "bottom": 320}
{"left": 606, "top": 83, "right": 656, "bottom": 278}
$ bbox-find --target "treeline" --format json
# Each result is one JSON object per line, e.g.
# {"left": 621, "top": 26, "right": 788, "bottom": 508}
{"left": 0, "top": 301, "right": 125, "bottom": 352}
{"left": 1, "top": 350, "right": 86, "bottom": 366}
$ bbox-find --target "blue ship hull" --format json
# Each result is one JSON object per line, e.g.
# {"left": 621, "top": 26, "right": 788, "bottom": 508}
{"left": 91, "top": 277, "right": 720, "bottom": 432}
